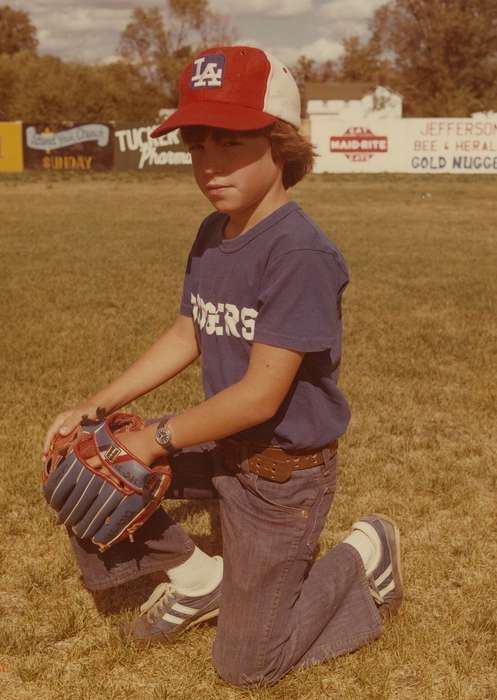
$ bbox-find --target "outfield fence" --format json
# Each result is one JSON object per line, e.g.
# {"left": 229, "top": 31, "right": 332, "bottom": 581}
{"left": 1, "top": 117, "right": 497, "bottom": 174}
{"left": 0, "top": 121, "right": 191, "bottom": 173}
{"left": 311, "top": 116, "right": 497, "bottom": 174}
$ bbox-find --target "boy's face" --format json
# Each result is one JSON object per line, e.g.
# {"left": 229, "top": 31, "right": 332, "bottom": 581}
{"left": 185, "top": 128, "right": 284, "bottom": 217}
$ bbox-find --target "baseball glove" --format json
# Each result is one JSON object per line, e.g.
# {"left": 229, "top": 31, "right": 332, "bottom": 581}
{"left": 42, "top": 411, "right": 172, "bottom": 551}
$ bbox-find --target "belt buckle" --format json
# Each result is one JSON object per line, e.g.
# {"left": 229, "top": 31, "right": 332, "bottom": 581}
{"left": 274, "top": 461, "right": 293, "bottom": 483}
{"left": 260, "top": 458, "right": 293, "bottom": 483}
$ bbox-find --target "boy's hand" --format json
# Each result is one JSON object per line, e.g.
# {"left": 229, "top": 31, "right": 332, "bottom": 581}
{"left": 42, "top": 404, "right": 105, "bottom": 463}
{"left": 111, "top": 424, "right": 164, "bottom": 467}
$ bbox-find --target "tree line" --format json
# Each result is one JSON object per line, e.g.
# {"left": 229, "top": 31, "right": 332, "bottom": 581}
{"left": 1, "top": 0, "right": 496, "bottom": 123}
{"left": 0, "top": 1, "right": 234, "bottom": 122}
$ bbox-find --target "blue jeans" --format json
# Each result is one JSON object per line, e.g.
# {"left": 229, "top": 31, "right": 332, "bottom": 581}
{"left": 68, "top": 442, "right": 383, "bottom": 688}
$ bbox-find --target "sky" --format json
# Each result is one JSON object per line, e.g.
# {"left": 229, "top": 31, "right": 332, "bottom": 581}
{"left": 9, "top": 0, "right": 387, "bottom": 66}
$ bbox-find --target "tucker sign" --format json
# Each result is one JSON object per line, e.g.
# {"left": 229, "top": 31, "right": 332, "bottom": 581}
{"left": 114, "top": 124, "right": 191, "bottom": 170}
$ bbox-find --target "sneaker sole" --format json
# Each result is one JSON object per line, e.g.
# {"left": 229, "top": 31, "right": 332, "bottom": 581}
{"left": 128, "top": 606, "right": 220, "bottom": 646}
{"left": 174, "top": 606, "right": 220, "bottom": 637}
{"left": 372, "top": 512, "right": 403, "bottom": 614}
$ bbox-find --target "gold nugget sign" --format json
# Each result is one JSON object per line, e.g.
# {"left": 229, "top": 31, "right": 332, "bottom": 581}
{"left": 23, "top": 123, "right": 114, "bottom": 171}
{"left": 0, "top": 122, "right": 23, "bottom": 172}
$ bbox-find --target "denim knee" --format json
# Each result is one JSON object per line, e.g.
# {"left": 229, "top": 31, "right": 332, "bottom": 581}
{"left": 212, "top": 637, "right": 282, "bottom": 689}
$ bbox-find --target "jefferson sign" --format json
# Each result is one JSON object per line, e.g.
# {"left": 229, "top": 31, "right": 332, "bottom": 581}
{"left": 311, "top": 117, "right": 497, "bottom": 174}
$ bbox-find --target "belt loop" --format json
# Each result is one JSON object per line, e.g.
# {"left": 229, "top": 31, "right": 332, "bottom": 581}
{"left": 239, "top": 444, "right": 250, "bottom": 474}
{"left": 321, "top": 446, "right": 332, "bottom": 475}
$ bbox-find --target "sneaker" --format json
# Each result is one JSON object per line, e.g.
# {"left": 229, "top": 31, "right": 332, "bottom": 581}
{"left": 130, "top": 570, "right": 222, "bottom": 643}
{"left": 350, "top": 513, "right": 403, "bottom": 615}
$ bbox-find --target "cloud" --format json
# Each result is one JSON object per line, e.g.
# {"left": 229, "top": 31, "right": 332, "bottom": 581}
{"left": 211, "top": 0, "right": 312, "bottom": 18}
{"left": 50, "top": 8, "right": 130, "bottom": 33}
{"left": 312, "top": 0, "right": 386, "bottom": 39}
{"left": 9, "top": 1, "right": 144, "bottom": 62}
{"left": 268, "top": 37, "right": 344, "bottom": 67}
{"left": 8, "top": 0, "right": 324, "bottom": 64}
{"left": 319, "top": 0, "right": 387, "bottom": 26}
{"left": 22, "top": 0, "right": 157, "bottom": 9}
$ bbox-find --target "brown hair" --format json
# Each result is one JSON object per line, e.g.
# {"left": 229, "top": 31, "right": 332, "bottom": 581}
{"left": 180, "top": 119, "right": 315, "bottom": 189}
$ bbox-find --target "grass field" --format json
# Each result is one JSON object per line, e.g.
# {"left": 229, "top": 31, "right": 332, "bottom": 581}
{"left": 0, "top": 171, "right": 496, "bottom": 700}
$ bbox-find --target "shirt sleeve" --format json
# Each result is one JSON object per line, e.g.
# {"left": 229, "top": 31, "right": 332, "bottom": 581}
{"left": 179, "top": 248, "right": 194, "bottom": 317}
{"left": 254, "top": 248, "right": 349, "bottom": 353}
{"left": 178, "top": 212, "right": 221, "bottom": 317}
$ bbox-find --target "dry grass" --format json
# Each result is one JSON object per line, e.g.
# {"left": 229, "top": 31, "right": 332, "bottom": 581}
{"left": 0, "top": 171, "right": 496, "bottom": 699}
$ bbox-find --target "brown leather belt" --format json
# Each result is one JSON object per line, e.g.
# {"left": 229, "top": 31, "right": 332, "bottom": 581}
{"left": 217, "top": 438, "right": 338, "bottom": 483}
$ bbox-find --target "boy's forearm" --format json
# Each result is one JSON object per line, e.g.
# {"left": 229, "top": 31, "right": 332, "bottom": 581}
{"left": 143, "top": 379, "right": 273, "bottom": 461}
{"left": 88, "top": 316, "right": 200, "bottom": 413}
{"left": 171, "top": 381, "right": 272, "bottom": 447}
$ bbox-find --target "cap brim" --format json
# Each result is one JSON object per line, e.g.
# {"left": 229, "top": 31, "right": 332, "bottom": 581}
{"left": 151, "top": 102, "right": 276, "bottom": 138}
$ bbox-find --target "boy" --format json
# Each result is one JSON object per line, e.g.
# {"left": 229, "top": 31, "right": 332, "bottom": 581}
{"left": 43, "top": 46, "right": 402, "bottom": 688}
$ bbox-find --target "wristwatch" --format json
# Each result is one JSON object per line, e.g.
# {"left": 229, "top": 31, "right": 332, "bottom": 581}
{"left": 155, "top": 417, "right": 180, "bottom": 457}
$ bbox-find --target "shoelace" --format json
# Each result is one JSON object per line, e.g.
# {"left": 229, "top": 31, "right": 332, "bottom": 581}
{"left": 140, "top": 582, "right": 176, "bottom": 622}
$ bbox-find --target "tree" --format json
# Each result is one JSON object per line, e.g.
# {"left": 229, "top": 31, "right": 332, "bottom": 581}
{"left": 291, "top": 55, "right": 337, "bottom": 115}
{"left": 0, "top": 4, "right": 37, "bottom": 54}
{"left": 119, "top": 8, "right": 168, "bottom": 86}
{"left": 93, "top": 62, "right": 167, "bottom": 122}
{"left": 338, "top": 34, "right": 392, "bottom": 85}
{"left": 118, "top": 1, "right": 237, "bottom": 105}
{"left": 0, "top": 52, "right": 166, "bottom": 122}
{"left": 354, "top": 0, "right": 497, "bottom": 116}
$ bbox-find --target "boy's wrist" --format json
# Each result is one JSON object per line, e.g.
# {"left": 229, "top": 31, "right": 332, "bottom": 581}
{"left": 146, "top": 423, "right": 168, "bottom": 462}
{"left": 89, "top": 391, "right": 118, "bottom": 416}
{"left": 119, "top": 424, "right": 164, "bottom": 465}
{"left": 154, "top": 417, "right": 180, "bottom": 458}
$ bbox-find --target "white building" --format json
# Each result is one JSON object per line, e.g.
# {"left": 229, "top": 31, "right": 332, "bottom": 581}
{"left": 305, "top": 82, "right": 403, "bottom": 120}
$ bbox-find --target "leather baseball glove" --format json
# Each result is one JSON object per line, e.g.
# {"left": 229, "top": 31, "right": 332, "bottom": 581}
{"left": 42, "top": 411, "right": 172, "bottom": 551}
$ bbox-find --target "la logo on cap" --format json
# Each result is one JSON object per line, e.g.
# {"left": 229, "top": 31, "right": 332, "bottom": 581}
{"left": 191, "top": 54, "right": 225, "bottom": 89}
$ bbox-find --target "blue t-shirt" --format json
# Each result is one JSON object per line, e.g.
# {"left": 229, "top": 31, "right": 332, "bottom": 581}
{"left": 179, "top": 200, "right": 351, "bottom": 449}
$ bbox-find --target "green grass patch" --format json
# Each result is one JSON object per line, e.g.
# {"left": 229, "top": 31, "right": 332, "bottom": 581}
{"left": 1, "top": 172, "right": 496, "bottom": 699}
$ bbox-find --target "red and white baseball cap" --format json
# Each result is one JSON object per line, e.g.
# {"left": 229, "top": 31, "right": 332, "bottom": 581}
{"left": 151, "top": 46, "right": 301, "bottom": 138}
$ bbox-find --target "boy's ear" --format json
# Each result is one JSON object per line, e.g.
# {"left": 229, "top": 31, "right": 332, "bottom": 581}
{"left": 266, "top": 136, "right": 283, "bottom": 171}
{"left": 271, "top": 150, "right": 284, "bottom": 172}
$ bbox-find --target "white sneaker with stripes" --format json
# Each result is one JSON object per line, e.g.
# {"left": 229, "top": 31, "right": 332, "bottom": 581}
{"left": 349, "top": 514, "right": 403, "bottom": 615}
{"left": 131, "top": 557, "right": 223, "bottom": 642}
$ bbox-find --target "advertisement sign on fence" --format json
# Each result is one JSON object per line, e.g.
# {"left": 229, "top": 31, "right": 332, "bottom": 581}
{"left": 23, "top": 123, "right": 114, "bottom": 171}
{"left": 114, "top": 124, "right": 191, "bottom": 170}
{"left": 0, "top": 122, "right": 23, "bottom": 172}
{"left": 311, "top": 117, "right": 497, "bottom": 174}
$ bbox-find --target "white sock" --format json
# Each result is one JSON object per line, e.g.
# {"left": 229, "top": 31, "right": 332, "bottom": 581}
{"left": 343, "top": 527, "right": 380, "bottom": 577}
{"left": 167, "top": 547, "right": 223, "bottom": 597}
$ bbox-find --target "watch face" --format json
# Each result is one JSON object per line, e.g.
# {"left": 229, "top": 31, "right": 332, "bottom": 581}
{"left": 156, "top": 425, "right": 171, "bottom": 446}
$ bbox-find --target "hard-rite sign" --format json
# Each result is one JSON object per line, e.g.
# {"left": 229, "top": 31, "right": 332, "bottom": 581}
{"left": 311, "top": 116, "right": 497, "bottom": 174}
{"left": 329, "top": 127, "right": 388, "bottom": 162}
{"left": 114, "top": 124, "right": 191, "bottom": 170}
{"left": 23, "top": 123, "right": 114, "bottom": 171}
